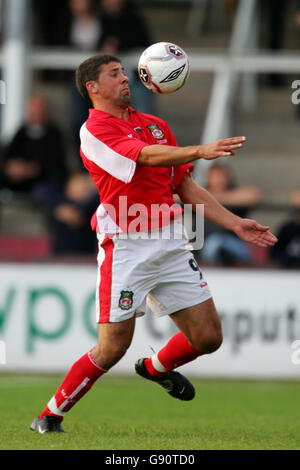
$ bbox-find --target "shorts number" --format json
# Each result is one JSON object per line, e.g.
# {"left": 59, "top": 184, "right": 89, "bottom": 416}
{"left": 188, "top": 259, "right": 203, "bottom": 280}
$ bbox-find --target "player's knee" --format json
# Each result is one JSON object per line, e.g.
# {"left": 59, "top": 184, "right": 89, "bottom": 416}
{"left": 93, "top": 342, "right": 130, "bottom": 369}
{"left": 191, "top": 327, "right": 223, "bottom": 354}
{"left": 203, "top": 327, "right": 223, "bottom": 354}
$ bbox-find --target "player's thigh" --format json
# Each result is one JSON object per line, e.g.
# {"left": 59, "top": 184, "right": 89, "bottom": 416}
{"left": 170, "top": 298, "right": 222, "bottom": 351}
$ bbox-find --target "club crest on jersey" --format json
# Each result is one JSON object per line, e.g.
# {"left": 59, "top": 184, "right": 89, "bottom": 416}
{"left": 147, "top": 124, "right": 165, "bottom": 140}
{"left": 119, "top": 290, "right": 134, "bottom": 310}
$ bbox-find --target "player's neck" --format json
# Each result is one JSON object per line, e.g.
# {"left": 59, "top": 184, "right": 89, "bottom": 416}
{"left": 93, "top": 102, "right": 130, "bottom": 120}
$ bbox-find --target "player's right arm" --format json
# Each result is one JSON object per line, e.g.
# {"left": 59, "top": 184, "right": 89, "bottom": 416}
{"left": 137, "top": 136, "right": 246, "bottom": 167}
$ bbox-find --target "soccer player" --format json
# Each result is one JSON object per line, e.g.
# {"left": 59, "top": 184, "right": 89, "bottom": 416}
{"left": 30, "top": 54, "right": 277, "bottom": 433}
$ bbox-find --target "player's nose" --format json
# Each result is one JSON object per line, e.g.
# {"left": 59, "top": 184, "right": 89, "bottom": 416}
{"left": 121, "top": 72, "right": 129, "bottom": 84}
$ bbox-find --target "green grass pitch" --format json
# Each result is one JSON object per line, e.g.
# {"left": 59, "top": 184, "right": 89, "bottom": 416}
{"left": 0, "top": 373, "right": 299, "bottom": 450}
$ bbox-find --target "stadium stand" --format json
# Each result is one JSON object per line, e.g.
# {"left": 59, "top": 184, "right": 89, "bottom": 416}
{"left": 0, "top": 0, "right": 300, "bottom": 263}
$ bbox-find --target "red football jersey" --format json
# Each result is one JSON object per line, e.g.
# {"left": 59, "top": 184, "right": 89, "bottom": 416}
{"left": 80, "top": 107, "right": 193, "bottom": 233}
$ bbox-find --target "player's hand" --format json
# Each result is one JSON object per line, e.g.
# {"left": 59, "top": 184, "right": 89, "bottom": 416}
{"left": 233, "top": 218, "right": 278, "bottom": 248}
{"left": 199, "top": 136, "right": 246, "bottom": 160}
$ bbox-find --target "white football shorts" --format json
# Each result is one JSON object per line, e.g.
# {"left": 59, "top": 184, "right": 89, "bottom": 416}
{"left": 95, "top": 222, "right": 212, "bottom": 323}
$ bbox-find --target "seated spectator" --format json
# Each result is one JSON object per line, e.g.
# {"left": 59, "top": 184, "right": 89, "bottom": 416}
{"left": 290, "top": 189, "right": 300, "bottom": 207}
{"left": 52, "top": 0, "right": 103, "bottom": 51}
{"left": 199, "top": 162, "right": 262, "bottom": 266}
{"left": 49, "top": 172, "right": 99, "bottom": 255}
{"left": 271, "top": 190, "right": 300, "bottom": 269}
{"left": 33, "top": 0, "right": 101, "bottom": 50}
{"left": 0, "top": 95, "right": 67, "bottom": 208}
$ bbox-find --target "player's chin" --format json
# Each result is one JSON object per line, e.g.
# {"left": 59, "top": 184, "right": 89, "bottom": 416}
{"left": 119, "top": 92, "right": 131, "bottom": 106}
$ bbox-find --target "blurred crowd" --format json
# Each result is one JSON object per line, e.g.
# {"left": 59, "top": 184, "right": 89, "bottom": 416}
{"left": 194, "top": 163, "right": 300, "bottom": 269}
{"left": 0, "top": 0, "right": 299, "bottom": 267}
{"left": 0, "top": 0, "right": 155, "bottom": 259}
{"left": 0, "top": 94, "right": 99, "bottom": 256}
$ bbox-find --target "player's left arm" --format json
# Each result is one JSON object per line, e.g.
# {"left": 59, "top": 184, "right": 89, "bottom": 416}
{"left": 176, "top": 172, "right": 278, "bottom": 248}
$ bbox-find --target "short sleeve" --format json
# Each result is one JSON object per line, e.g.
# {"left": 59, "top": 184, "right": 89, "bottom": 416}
{"left": 171, "top": 163, "right": 194, "bottom": 192}
{"left": 80, "top": 122, "right": 148, "bottom": 183}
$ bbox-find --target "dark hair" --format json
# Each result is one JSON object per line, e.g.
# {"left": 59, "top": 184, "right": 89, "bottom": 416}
{"left": 75, "top": 54, "right": 121, "bottom": 101}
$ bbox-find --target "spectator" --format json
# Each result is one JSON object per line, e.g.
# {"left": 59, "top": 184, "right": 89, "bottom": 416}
{"left": 271, "top": 190, "right": 300, "bottom": 269}
{"left": 198, "top": 162, "right": 262, "bottom": 266}
{"left": 49, "top": 172, "right": 99, "bottom": 255}
{"left": 290, "top": 189, "right": 300, "bottom": 207}
{"left": 57, "top": 0, "right": 102, "bottom": 50}
{"left": 0, "top": 95, "right": 67, "bottom": 208}
{"left": 33, "top": 0, "right": 100, "bottom": 49}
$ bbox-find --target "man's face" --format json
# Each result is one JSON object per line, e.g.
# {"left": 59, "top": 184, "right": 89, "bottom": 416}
{"left": 27, "top": 96, "right": 48, "bottom": 125}
{"left": 92, "top": 61, "right": 131, "bottom": 106}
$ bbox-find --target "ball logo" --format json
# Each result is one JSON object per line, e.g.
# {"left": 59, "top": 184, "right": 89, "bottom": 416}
{"left": 139, "top": 67, "right": 150, "bottom": 84}
{"left": 168, "top": 45, "right": 183, "bottom": 57}
{"left": 160, "top": 64, "right": 186, "bottom": 84}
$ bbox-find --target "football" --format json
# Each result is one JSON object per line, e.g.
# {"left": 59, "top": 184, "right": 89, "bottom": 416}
{"left": 138, "top": 42, "right": 190, "bottom": 94}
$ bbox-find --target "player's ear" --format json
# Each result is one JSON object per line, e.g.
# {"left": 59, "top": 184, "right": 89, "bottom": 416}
{"left": 86, "top": 81, "right": 98, "bottom": 97}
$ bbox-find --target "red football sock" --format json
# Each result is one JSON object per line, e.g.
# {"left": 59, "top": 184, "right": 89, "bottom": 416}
{"left": 145, "top": 332, "right": 201, "bottom": 377}
{"left": 39, "top": 351, "right": 107, "bottom": 421}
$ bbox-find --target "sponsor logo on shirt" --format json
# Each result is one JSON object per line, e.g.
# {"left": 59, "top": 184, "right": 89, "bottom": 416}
{"left": 134, "top": 127, "right": 142, "bottom": 133}
{"left": 147, "top": 124, "right": 165, "bottom": 140}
